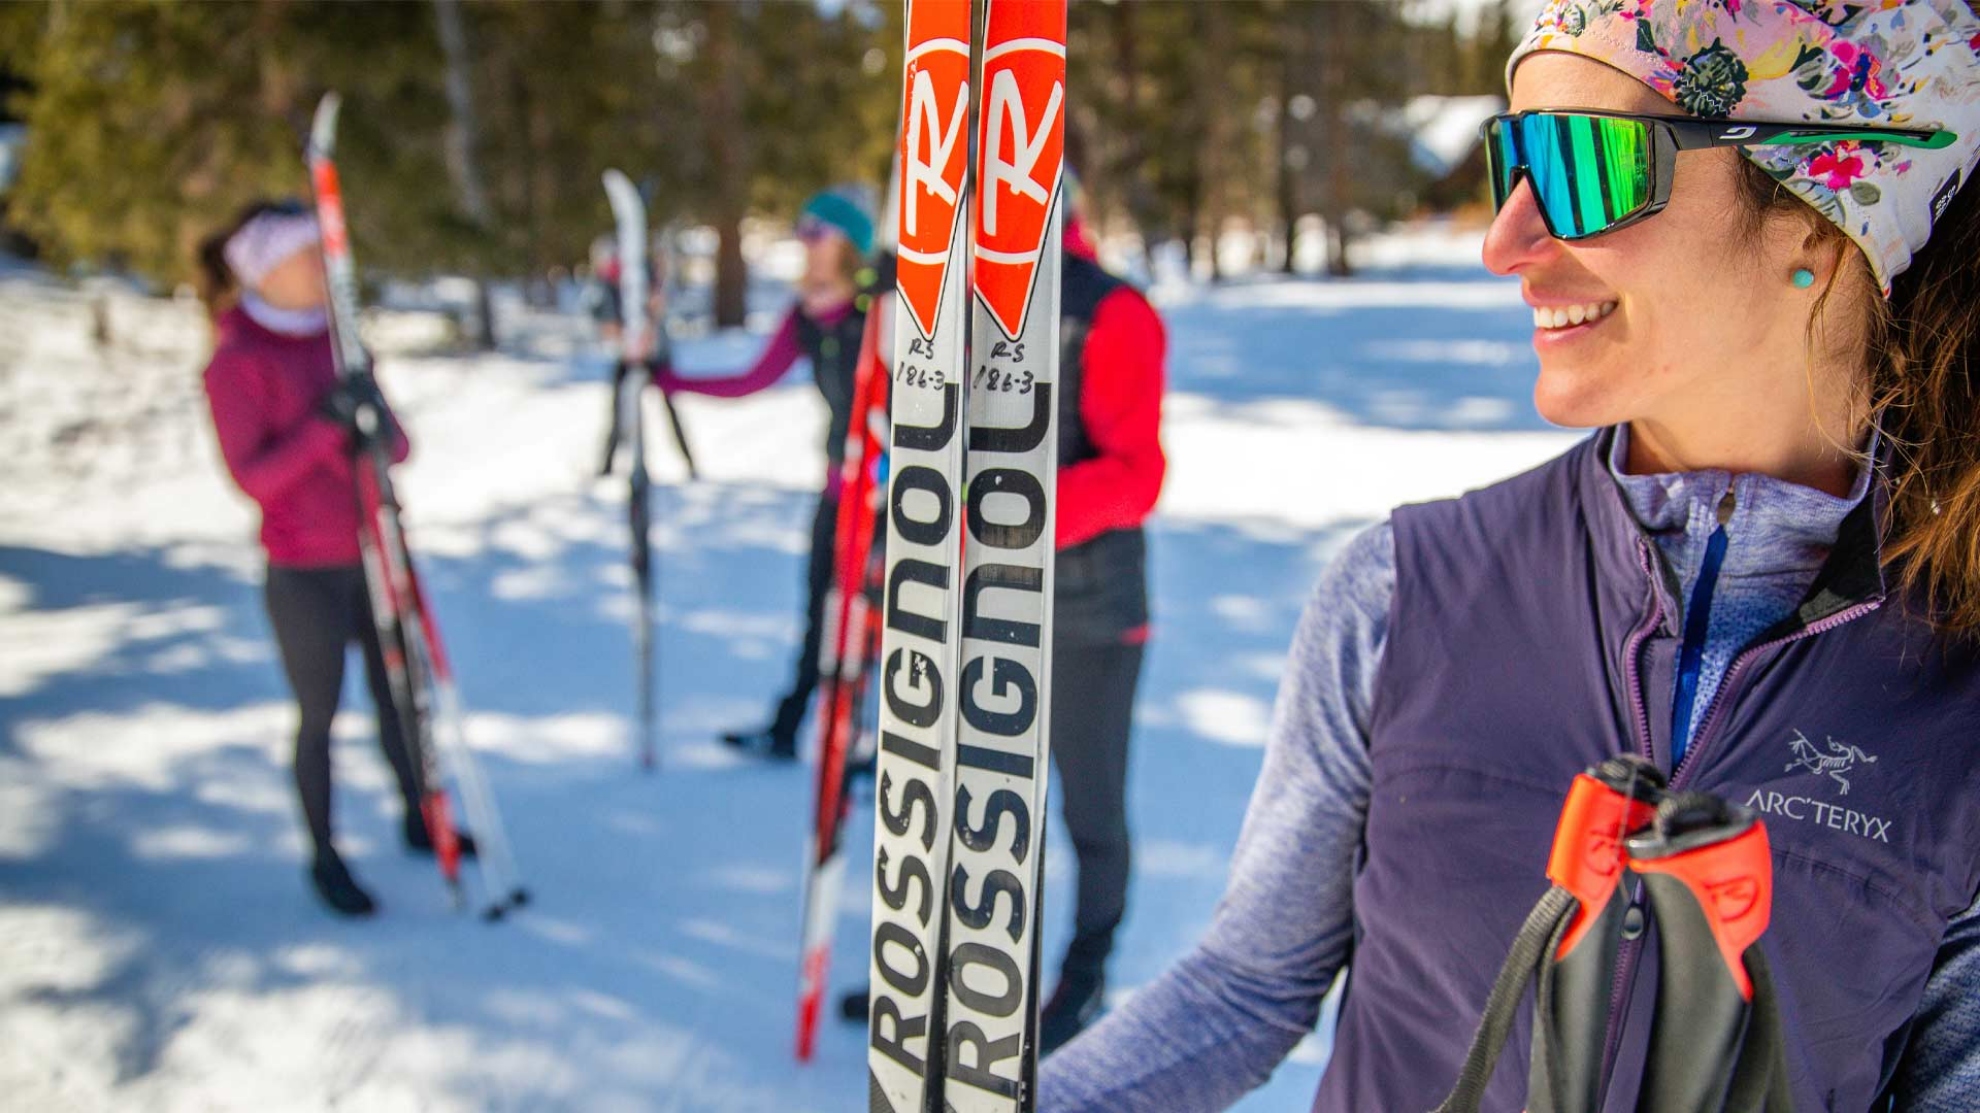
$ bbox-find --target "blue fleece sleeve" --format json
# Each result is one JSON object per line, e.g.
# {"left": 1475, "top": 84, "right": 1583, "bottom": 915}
{"left": 1896, "top": 891, "right": 1980, "bottom": 1111}
{"left": 1037, "top": 521, "right": 1394, "bottom": 1112}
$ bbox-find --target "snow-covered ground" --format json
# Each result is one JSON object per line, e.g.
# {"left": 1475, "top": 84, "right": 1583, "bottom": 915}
{"left": 0, "top": 235, "right": 1579, "bottom": 1111}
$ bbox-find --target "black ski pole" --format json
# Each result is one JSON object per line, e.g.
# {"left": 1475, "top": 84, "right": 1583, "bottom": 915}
{"left": 657, "top": 380, "right": 698, "bottom": 481}
{"left": 629, "top": 387, "right": 656, "bottom": 771}
{"left": 1529, "top": 756, "right": 1665, "bottom": 1113}
{"left": 1625, "top": 793, "right": 1790, "bottom": 1113}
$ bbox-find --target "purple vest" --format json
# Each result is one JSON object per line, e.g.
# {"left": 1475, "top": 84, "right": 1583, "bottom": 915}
{"left": 1314, "top": 433, "right": 1980, "bottom": 1113}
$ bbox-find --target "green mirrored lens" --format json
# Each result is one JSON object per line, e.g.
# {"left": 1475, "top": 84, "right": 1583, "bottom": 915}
{"left": 1517, "top": 114, "right": 1651, "bottom": 238}
{"left": 1594, "top": 117, "right": 1651, "bottom": 224}
{"left": 1487, "top": 119, "right": 1517, "bottom": 207}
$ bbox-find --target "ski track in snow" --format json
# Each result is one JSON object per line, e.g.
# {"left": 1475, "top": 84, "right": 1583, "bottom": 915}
{"left": 0, "top": 237, "right": 1579, "bottom": 1111}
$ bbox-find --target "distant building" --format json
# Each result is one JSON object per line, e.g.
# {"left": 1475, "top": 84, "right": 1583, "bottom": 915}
{"left": 1389, "top": 95, "right": 1505, "bottom": 213}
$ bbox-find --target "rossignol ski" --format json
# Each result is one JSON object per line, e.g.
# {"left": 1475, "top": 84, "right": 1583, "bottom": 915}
{"left": 868, "top": 2, "right": 1066, "bottom": 1109}
{"left": 944, "top": 4, "right": 1065, "bottom": 1106}
{"left": 796, "top": 294, "right": 892, "bottom": 1062}
{"left": 602, "top": 168, "right": 665, "bottom": 770}
{"left": 868, "top": 0, "right": 973, "bottom": 1102}
{"left": 307, "top": 92, "right": 528, "bottom": 920}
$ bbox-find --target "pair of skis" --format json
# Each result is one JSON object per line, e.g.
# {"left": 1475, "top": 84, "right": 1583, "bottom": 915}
{"left": 306, "top": 93, "right": 528, "bottom": 920}
{"left": 866, "top": 3, "right": 1068, "bottom": 1111}
{"left": 601, "top": 169, "right": 698, "bottom": 771}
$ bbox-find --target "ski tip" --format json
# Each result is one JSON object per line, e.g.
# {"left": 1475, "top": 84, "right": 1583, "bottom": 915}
{"left": 309, "top": 93, "right": 342, "bottom": 159}
{"left": 603, "top": 169, "right": 645, "bottom": 220}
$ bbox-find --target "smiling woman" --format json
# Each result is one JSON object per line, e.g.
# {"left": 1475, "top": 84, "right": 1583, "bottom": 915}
{"left": 1037, "top": 2, "right": 1980, "bottom": 1112}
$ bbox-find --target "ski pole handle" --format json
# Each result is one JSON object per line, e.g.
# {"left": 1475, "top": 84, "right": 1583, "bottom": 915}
{"left": 1625, "top": 793, "right": 1773, "bottom": 1113}
{"left": 1528, "top": 757, "right": 1664, "bottom": 1113}
{"left": 1435, "top": 757, "right": 1663, "bottom": 1113}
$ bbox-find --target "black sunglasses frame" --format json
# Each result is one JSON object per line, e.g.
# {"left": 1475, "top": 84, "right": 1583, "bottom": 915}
{"left": 1483, "top": 110, "right": 1956, "bottom": 242}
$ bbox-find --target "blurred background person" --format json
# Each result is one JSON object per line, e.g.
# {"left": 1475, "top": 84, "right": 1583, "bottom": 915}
{"left": 196, "top": 201, "right": 443, "bottom": 918}
{"left": 654, "top": 186, "right": 885, "bottom": 761}
{"left": 1037, "top": 170, "right": 1168, "bottom": 1053}
{"left": 588, "top": 232, "right": 672, "bottom": 477}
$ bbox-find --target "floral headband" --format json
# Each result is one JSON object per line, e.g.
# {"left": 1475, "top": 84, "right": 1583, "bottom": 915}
{"left": 1509, "top": 0, "right": 1980, "bottom": 292}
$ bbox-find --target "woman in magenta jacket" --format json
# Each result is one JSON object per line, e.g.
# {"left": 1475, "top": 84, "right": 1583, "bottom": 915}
{"left": 197, "top": 201, "right": 434, "bottom": 917}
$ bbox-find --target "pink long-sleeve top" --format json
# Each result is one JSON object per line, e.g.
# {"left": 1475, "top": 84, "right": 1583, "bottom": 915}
{"left": 202, "top": 306, "right": 408, "bottom": 567}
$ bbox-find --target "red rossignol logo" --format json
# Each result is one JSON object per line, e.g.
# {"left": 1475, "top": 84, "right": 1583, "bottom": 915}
{"left": 895, "top": 0, "right": 972, "bottom": 341}
{"left": 973, "top": 0, "right": 1065, "bottom": 341}
{"left": 310, "top": 161, "right": 348, "bottom": 257}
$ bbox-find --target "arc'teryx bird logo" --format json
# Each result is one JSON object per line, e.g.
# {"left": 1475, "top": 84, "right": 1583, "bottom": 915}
{"left": 972, "top": 1, "right": 1066, "bottom": 342}
{"left": 895, "top": 0, "right": 971, "bottom": 341}
{"left": 1786, "top": 730, "right": 1877, "bottom": 796}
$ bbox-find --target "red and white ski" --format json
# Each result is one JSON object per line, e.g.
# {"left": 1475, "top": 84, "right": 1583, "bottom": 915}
{"left": 796, "top": 293, "right": 893, "bottom": 1061}
{"left": 868, "top": 0, "right": 974, "bottom": 1106}
{"left": 306, "top": 93, "right": 528, "bottom": 921}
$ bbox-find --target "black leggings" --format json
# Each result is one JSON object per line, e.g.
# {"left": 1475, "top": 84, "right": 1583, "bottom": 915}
{"left": 1051, "top": 638, "right": 1146, "bottom": 984}
{"left": 264, "top": 564, "right": 423, "bottom": 860}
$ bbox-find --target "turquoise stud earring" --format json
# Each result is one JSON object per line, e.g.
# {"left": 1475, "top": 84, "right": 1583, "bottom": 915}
{"left": 1792, "top": 267, "right": 1816, "bottom": 289}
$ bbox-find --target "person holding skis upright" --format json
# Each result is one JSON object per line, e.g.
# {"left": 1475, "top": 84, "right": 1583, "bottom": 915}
{"left": 1036, "top": 172, "right": 1168, "bottom": 1054}
{"left": 654, "top": 186, "right": 886, "bottom": 761}
{"left": 589, "top": 233, "right": 670, "bottom": 477}
{"left": 197, "top": 201, "right": 448, "bottom": 918}
{"left": 1042, "top": 2, "right": 1980, "bottom": 1110}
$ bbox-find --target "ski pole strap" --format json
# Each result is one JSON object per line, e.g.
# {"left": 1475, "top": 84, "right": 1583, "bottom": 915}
{"left": 1437, "top": 756, "right": 1665, "bottom": 1113}
{"left": 1718, "top": 949, "right": 1794, "bottom": 1113}
{"left": 1433, "top": 884, "right": 1579, "bottom": 1113}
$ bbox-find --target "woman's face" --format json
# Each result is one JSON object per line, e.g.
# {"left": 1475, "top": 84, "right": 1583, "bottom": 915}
{"left": 801, "top": 225, "right": 855, "bottom": 296}
{"left": 255, "top": 244, "right": 328, "bottom": 312}
{"left": 1483, "top": 53, "right": 1824, "bottom": 436}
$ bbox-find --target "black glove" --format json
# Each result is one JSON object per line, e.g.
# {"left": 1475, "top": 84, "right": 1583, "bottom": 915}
{"left": 319, "top": 371, "right": 388, "bottom": 438}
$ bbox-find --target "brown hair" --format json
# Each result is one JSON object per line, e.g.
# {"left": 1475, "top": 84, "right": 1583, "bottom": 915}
{"left": 1737, "top": 160, "right": 1980, "bottom": 636}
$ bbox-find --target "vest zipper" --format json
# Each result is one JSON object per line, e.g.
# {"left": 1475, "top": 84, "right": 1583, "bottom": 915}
{"left": 1621, "top": 539, "right": 1665, "bottom": 766}
{"left": 1669, "top": 596, "right": 1883, "bottom": 791}
{"left": 1601, "top": 517, "right": 1883, "bottom": 1101}
{"left": 1601, "top": 537, "right": 1669, "bottom": 1093}
{"left": 1671, "top": 488, "right": 1735, "bottom": 764}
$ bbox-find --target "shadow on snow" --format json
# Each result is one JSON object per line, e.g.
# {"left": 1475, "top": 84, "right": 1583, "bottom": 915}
{"left": 0, "top": 490, "right": 1361, "bottom": 1109}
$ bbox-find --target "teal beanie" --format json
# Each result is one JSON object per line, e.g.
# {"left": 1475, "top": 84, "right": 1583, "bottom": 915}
{"left": 800, "top": 188, "right": 875, "bottom": 256}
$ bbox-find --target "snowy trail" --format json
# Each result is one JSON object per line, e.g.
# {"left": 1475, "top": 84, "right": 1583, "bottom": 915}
{"left": 0, "top": 242, "right": 1579, "bottom": 1111}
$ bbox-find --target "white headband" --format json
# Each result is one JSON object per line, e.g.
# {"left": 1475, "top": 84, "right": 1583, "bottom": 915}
{"left": 223, "top": 212, "right": 321, "bottom": 290}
